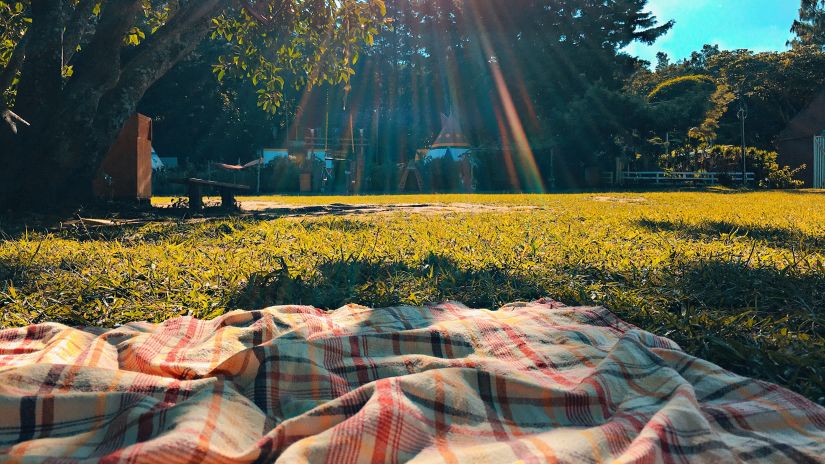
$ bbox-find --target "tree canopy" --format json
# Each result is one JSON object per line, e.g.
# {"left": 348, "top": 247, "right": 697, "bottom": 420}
{"left": 791, "top": 0, "right": 825, "bottom": 49}
{"left": 0, "top": 0, "right": 387, "bottom": 209}
{"left": 1, "top": 0, "right": 823, "bottom": 208}
{"left": 125, "top": 0, "right": 676, "bottom": 192}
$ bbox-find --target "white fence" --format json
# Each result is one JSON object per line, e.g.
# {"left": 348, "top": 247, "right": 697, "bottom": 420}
{"left": 815, "top": 136, "right": 825, "bottom": 189}
{"left": 620, "top": 171, "right": 755, "bottom": 185}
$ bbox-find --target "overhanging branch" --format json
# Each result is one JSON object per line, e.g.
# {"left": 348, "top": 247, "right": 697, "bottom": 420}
{"left": 239, "top": 0, "right": 287, "bottom": 27}
{"left": 1, "top": 108, "right": 31, "bottom": 134}
{"left": 61, "top": 0, "right": 143, "bottom": 99}
{"left": 63, "top": 0, "right": 98, "bottom": 66}
{"left": 117, "top": 0, "right": 226, "bottom": 82}
{"left": 0, "top": 33, "right": 29, "bottom": 95}
{"left": 93, "top": 0, "right": 225, "bottom": 141}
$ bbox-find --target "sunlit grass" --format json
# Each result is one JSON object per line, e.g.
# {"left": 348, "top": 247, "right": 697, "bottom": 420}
{"left": 3, "top": 191, "right": 825, "bottom": 404}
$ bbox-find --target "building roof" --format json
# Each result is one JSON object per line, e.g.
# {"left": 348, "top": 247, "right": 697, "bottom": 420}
{"left": 777, "top": 90, "right": 825, "bottom": 144}
{"left": 432, "top": 109, "right": 471, "bottom": 148}
{"left": 775, "top": 90, "right": 825, "bottom": 186}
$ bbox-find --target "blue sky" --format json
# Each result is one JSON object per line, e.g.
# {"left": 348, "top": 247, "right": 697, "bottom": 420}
{"left": 625, "top": 0, "right": 800, "bottom": 63}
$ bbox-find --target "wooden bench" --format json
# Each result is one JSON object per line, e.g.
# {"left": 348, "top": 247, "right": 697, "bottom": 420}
{"left": 170, "top": 178, "right": 250, "bottom": 211}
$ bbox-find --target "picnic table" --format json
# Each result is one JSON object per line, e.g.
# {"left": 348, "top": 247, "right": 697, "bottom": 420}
{"left": 170, "top": 178, "right": 250, "bottom": 211}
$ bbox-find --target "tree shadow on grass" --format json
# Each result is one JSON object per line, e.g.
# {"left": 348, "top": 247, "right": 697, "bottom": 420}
{"left": 672, "top": 260, "right": 824, "bottom": 314}
{"left": 47, "top": 215, "right": 379, "bottom": 244}
{"left": 677, "top": 260, "right": 824, "bottom": 402}
{"left": 243, "top": 203, "right": 391, "bottom": 219}
{"left": 0, "top": 202, "right": 416, "bottom": 243}
{"left": 229, "top": 253, "right": 545, "bottom": 311}
{"left": 0, "top": 216, "right": 257, "bottom": 244}
{"left": 0, "top": 208, "right": 226, "bottom": 242}
{"left": 227, "top": 247, "right": 825, "bottom": 326}
{"left": 637, "top": 218, "right": 825, "bottom": 252}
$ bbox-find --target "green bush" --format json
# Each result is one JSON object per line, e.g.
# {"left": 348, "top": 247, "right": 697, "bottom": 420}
{"left": 659, "top": 145, "right": 805, "bottom": 188}
{"left": 761, "top": 164, "right": 806, "bottom": 189}
{"left": 647, "top": 75, "right": 716, "bottom": 102}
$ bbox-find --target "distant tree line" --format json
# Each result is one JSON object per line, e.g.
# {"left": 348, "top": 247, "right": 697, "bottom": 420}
{"left": 140, "top": 0, "right": 825, "bottom": 192}
{"left": 3, "top": 0, "right": 825, "bottom": 209}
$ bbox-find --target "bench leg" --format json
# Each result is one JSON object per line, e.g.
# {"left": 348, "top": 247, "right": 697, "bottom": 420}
{"left": 188, "top": 184, "right": 203, "bottom": 211}
{"left": 220, "top": 188, "right": 237, "bottom": 210}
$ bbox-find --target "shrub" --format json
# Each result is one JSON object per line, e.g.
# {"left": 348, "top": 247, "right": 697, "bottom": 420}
{"left": 659, "top": 145, "right": 805, "bottom": 188}
{"left": 761, "top": 164, "right": 806, "bottom": 189}
{"left": 647, "top": 75, "right": 716, "bottom": 102}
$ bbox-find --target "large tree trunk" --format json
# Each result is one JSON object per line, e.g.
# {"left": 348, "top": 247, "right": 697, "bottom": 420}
{"left": 0, "top": 0, "right": 65, "bottom": 211}
{"left": 0, "top": 0, "right": 225, "bottom": 213}
{"left": 0, "top": 0, "right": 144, "bottom": 211}
{"left": 14, "top": 0, "right": 63, "bottom": 129}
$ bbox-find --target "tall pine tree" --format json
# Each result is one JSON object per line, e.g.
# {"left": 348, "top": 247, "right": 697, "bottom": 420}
{"left": 791, "top": 0, "right": 825, "bottom": 49}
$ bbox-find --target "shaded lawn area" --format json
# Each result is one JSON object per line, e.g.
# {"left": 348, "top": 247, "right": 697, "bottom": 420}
{"left": 1, "top": 191, "right": 824, "bottom": 405}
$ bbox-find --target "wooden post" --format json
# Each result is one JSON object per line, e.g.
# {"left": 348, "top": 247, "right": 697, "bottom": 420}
{"left": 220, "top": 188, "right": 236, "bottom": 210}
{"left": 188, "top": 183, "right": 203, "bottom": 211}
{"left": 356, "top": 129, "right": 365, "bottom": 194}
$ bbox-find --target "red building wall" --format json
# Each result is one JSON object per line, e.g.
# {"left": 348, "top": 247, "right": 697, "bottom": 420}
{"left": 93, "top": 114, "right": 153, "bottom": 200}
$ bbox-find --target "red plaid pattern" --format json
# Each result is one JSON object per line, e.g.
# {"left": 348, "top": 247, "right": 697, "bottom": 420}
{"left": 0, "top": 300, "right": 823, "bottom": 463}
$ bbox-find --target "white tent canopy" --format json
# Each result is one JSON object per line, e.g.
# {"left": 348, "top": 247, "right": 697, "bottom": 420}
{"left": 151, "top": 149, "right": 164, "bottom": 171}
{"left": 424, "top": 108, "right": 472, "bottom": 161}
{"left": 261, "top": 148, "right": 289, "bottom": 165}
{"left": 425, "top": 147, "right": 470, "bottom": 161}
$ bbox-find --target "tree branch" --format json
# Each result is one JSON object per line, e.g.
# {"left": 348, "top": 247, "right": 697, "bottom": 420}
{"left": 1, "top": 108, "right": 31, "bottom": 134}
{"left": 61, "top": 0, "right": 143, "bottom": 101}
{"left": 0, "top": 33, "right": 29, "bottom": 96}
{"left": 240, "top": 0, "right": 276, "bottom": 26}
{"left": 93, "top": 0, "right": 226, "bottom": 138}
{"left": 62, "top": 0, "right": 98, "bottom": 66}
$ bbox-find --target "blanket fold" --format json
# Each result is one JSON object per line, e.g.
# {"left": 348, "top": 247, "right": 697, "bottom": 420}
{"left": 0, "top": 300, "right": 822, "bottom": 463}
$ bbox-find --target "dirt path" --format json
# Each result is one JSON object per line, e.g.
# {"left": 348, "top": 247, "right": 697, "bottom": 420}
{"left": 237, "top": 201, "right": 546, "bottom": 217}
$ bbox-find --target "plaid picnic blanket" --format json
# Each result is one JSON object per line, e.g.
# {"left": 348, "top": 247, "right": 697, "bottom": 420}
{"left": 0, "top": 300, "right": 823, "bottom": 463}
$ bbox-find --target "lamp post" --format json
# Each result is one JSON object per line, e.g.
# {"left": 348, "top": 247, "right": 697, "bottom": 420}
{"left": 737, "top": 99, "right": 748, "bottom": 186}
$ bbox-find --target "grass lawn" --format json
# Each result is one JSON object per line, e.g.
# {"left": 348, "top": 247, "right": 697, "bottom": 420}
{"left": 1, "top": 190, "right": 824, "bottom": 404}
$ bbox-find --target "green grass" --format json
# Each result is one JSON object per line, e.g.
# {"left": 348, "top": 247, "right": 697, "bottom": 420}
{"left": 2, "top": 191, "right": 824, "bottom": 404}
